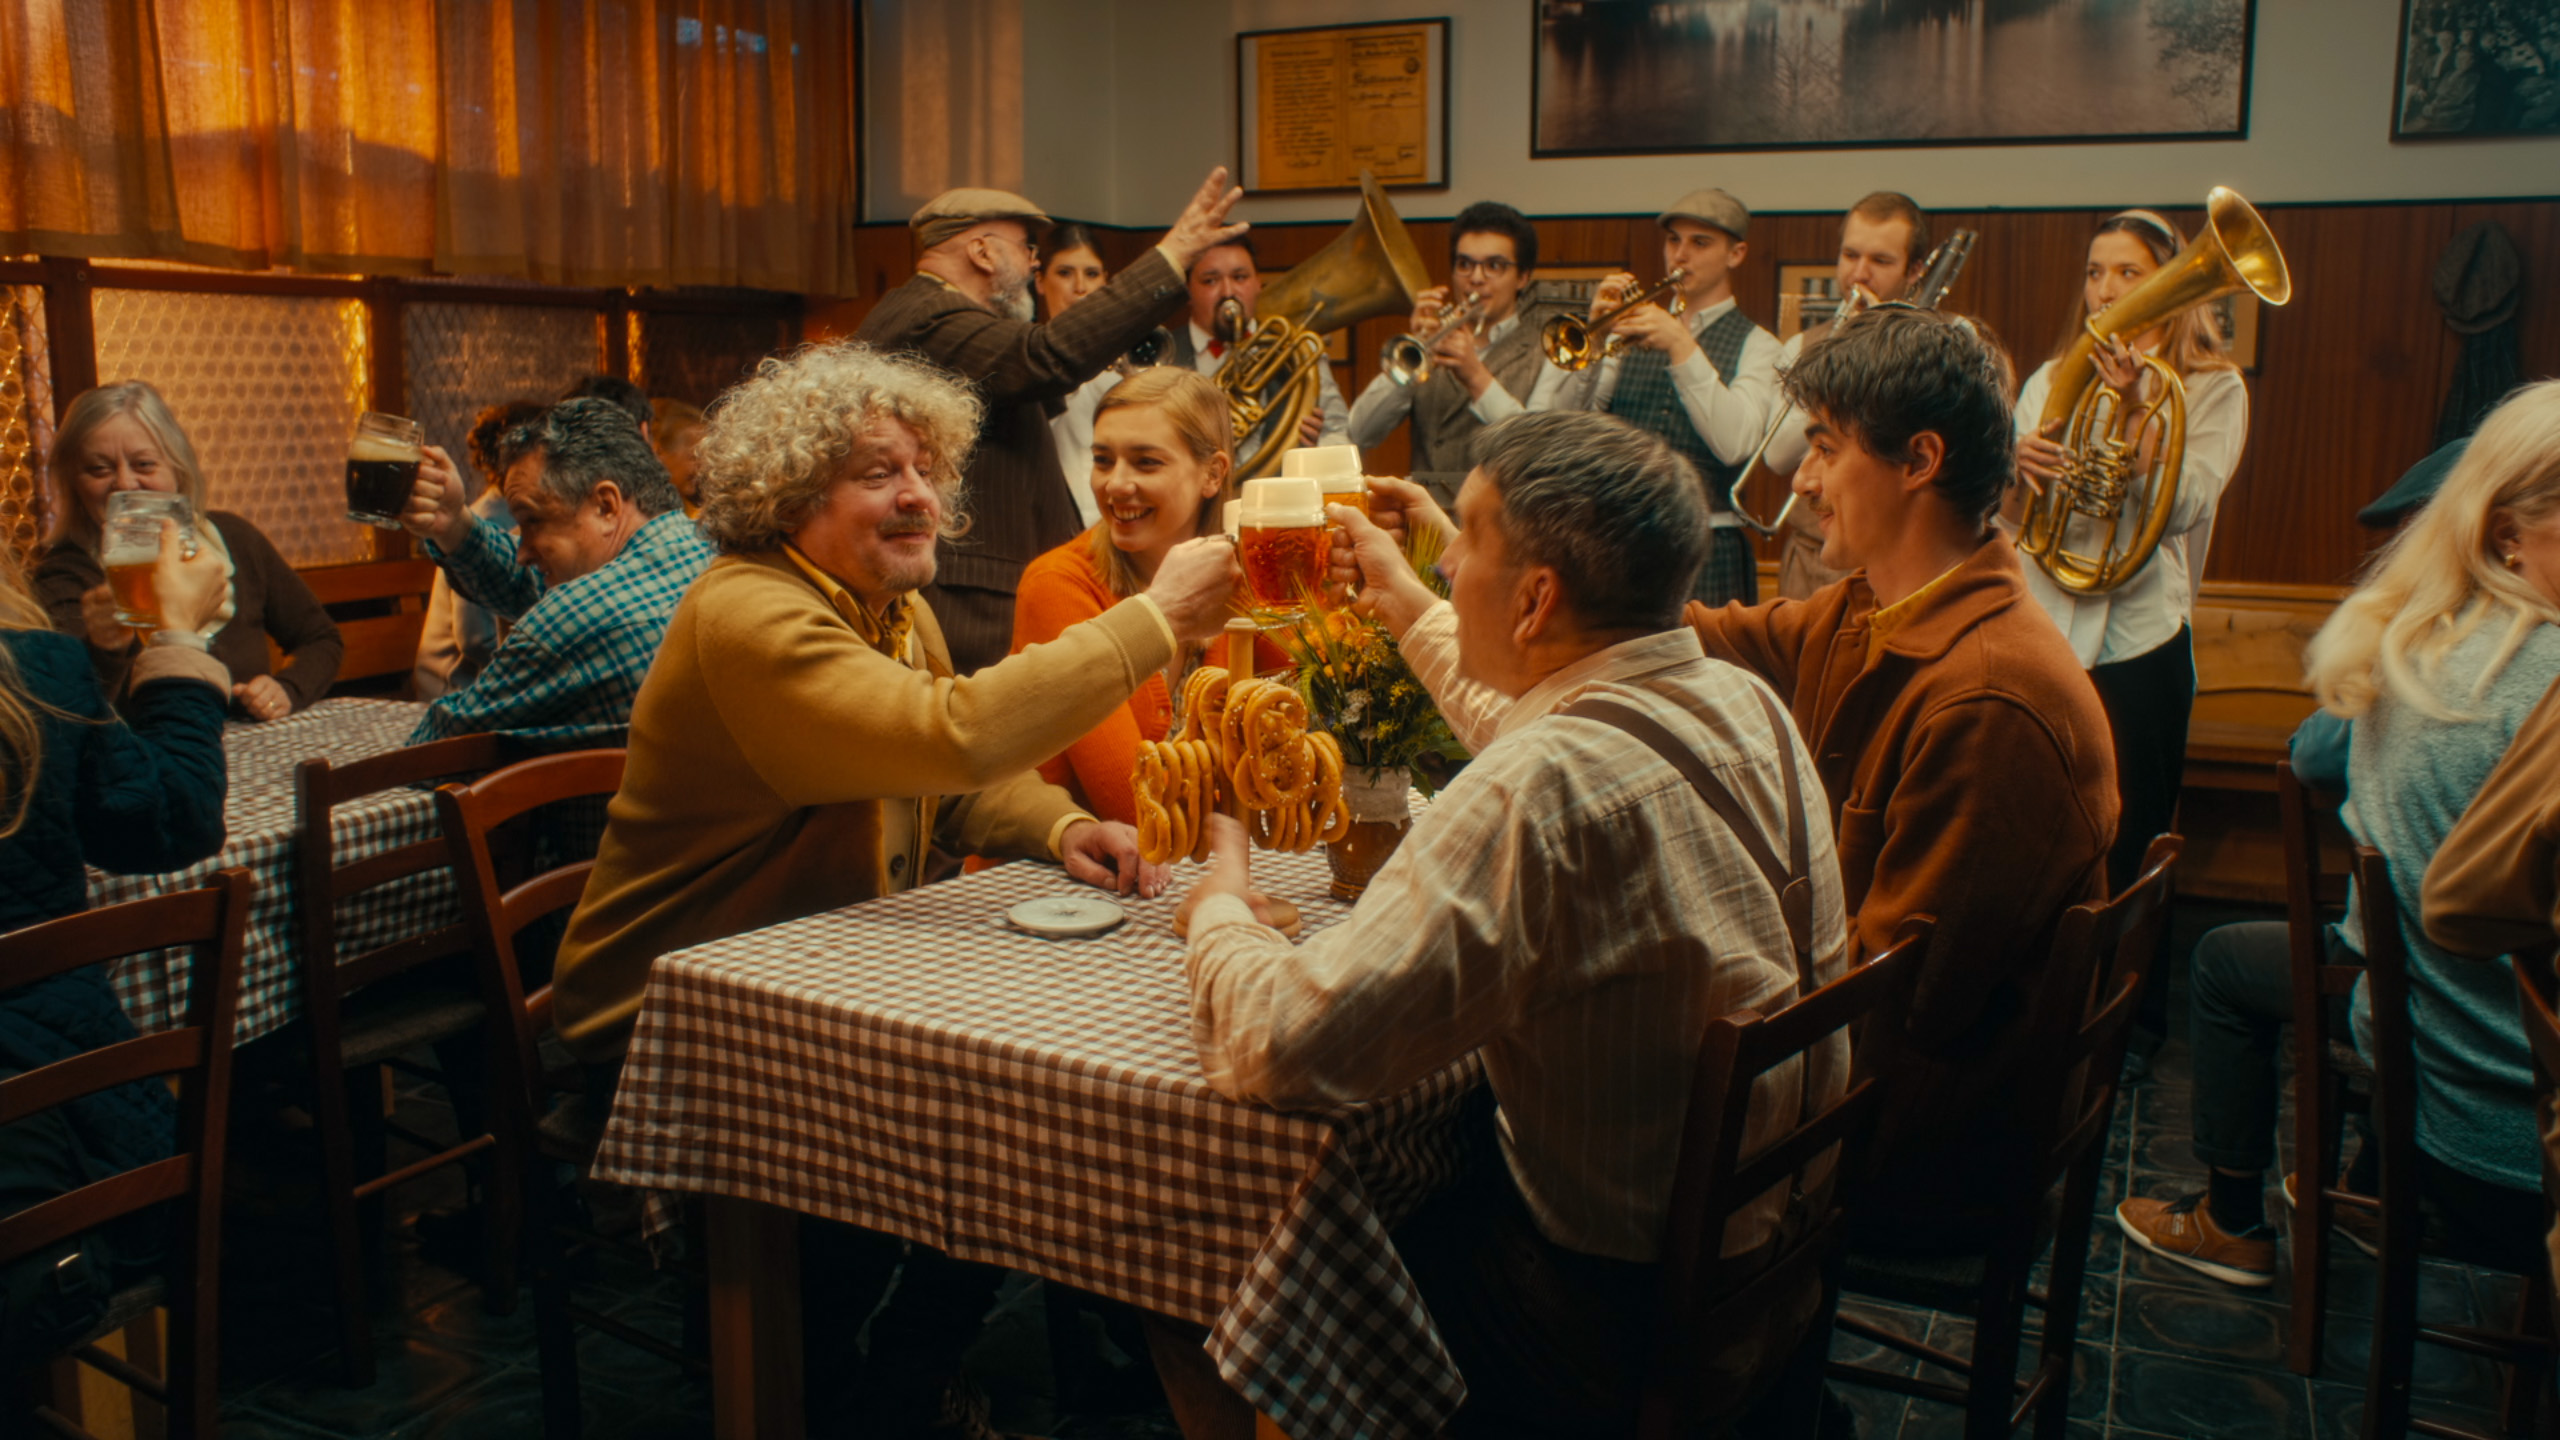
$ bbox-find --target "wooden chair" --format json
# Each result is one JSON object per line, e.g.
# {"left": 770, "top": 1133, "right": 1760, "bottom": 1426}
{"left": 2282, "top": 761, "right": 2378, "bottom": 1376}
{"left": 2351, "top": 847, "right": 2550, "bottom": 1440}
{"left": 2509, "top": 945, "right": 2560, "bottom": 1352}
{"left": 1827, "top": 834, "right": 2182, "bottom": 1440}
{"left": 0, "top": 870, "right": 252, "bottom": 1440}
{"left": 291, "top": 732, "right": 521, "bottom": 1387}
{"left": 1635, "top": 917, "right": 1933, "bottom": 1439}
{"left": 438, "top": 750, "right": 704, "bottom": 1439}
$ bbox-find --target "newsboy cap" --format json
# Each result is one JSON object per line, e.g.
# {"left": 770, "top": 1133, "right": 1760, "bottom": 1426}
{"left": 1658, "top": 188, "right": 1750, "bottom": 241}
{"left": 910, "top": 188, "right": 1054, "bottom": 251}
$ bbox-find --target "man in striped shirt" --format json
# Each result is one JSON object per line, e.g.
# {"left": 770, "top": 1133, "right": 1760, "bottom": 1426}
{"left": 1182, "top": 412, "right": 1851, "bottom": 1434}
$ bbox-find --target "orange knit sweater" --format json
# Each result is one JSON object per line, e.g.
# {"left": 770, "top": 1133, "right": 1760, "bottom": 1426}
{"left": 1012, "top": 530, "right": 1287, "bottom": 825}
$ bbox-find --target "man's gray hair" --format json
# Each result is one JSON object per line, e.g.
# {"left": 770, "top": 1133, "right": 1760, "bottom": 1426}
{"left": 1468, "top": 412, "right": 1709, "bottom": 630}
{"left": 508, "top": 398, "right": 681, "bottom": 518}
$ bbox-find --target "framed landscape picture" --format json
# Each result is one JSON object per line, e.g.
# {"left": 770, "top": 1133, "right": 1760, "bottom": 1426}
{"left": 2393, "top": 0, "right": 2560, "bottom": 139}
{"left": 1532, "top": 0, "right": 2255, "bottom": 155}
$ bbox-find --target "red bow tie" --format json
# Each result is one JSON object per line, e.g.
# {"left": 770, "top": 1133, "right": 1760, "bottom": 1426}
{"left": 1207, "top": 340, "right": 1226, "bottom": 359}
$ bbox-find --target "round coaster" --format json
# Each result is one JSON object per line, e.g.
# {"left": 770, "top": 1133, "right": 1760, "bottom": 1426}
{"left": 1005, "top": 895, "right": 1128, "bottom": 939}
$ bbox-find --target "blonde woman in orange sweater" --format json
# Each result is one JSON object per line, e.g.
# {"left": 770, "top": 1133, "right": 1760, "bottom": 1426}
{"left": 1013, "top": 367, "right": 1283, "bottom": 824}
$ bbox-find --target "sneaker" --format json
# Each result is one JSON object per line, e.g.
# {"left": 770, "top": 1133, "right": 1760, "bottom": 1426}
{"left": 2282, "top": 1171, "right": 2382, "bottom": 1258}
{"left": 2117, "top": 1192, "right": 2279, "bottom": 1288}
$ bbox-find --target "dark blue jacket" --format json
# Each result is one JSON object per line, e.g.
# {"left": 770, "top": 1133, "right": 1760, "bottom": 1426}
{"left": 0, "top": 628, "right": 228, "bottom": 1306}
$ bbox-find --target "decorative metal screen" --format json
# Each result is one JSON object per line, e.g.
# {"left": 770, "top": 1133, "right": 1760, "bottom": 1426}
{"left": 403, "top": 303, "right": 605, "bottom": 482}
{"left": 634, "top": 308, "right": 789, "bottom": 410}
{"left": 0, "top": 287, "right": 51, "bottom": 568}
{"left": 89, "top": 289, "right": 374, "bottom": 567}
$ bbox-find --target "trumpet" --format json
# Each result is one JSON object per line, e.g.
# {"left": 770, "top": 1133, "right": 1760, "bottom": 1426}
{"left": 1541, "top": 270, "right": 1689, "bottom": 371}
{"left": 1381, "top": 293, "right": 1490, "bottom": 387}
{"left": 1113, "top": 326, "right": 1175, "bottom": 377}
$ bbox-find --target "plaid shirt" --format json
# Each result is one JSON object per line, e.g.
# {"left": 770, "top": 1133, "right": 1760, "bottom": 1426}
{"left": 1186, "top": 613, "right": 1853, "bottom": 1263}
{"left": 412, "top": 511, "right": 712, "bottom": 753}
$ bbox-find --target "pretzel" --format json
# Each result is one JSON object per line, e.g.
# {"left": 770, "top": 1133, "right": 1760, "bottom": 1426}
{"left": 1127, "top": 667, "right": 1352, "bottom": 870}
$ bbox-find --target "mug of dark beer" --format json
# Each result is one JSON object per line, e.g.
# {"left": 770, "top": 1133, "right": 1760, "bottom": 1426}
{"left": 101, "top": 491, "right": 197, "bottom": 631}
{"left": 346, "top": 412, "right": 424, "bottom": 528}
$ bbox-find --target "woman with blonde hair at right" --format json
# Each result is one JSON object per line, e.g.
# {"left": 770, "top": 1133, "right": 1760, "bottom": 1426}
{"left": 2117, "top": 380, "right": 2560, "bottom": 1289}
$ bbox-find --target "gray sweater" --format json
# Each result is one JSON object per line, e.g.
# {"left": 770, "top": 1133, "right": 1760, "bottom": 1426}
{"left": 2344, "top": 617, "right": 2560, "bottom": 1191}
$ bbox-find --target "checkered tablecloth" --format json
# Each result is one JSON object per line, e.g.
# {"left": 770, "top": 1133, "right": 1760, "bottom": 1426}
{"left": 589, "top": 846, "right": 1486, "bottom": 1440}
{"left": 87, "top": 698, "right": 456, "bottom": 1043}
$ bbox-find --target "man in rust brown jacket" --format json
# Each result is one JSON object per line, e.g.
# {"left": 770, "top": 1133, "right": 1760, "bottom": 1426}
{"left": 855, "top": 167, "right": 1246, "bottom": 674}
{"left": 1686, "top": 307, "right": 2119, "bottom": 1248}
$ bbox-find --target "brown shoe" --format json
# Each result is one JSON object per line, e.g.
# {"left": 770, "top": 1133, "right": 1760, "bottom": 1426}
{"left": 2118, "top": 1192, "right": 2278, "bottom": 1288}
{"left": 2282, "top": 1171, "right": 2382, "bottom": 1258}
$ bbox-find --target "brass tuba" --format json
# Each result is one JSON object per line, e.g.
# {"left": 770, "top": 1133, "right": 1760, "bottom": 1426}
{"left": 1220, "top": 170, "right": 1431, "bottom": 479}
{"left": 2017, "top": 188, "right": 2291, "bottom": 594}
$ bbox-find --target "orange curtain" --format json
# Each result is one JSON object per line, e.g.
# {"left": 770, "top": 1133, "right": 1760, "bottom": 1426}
{"left": 0, "top": 0, "right": 858, "bottom": 294}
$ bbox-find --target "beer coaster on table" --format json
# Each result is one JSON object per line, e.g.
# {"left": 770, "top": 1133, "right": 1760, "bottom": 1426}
{"left": 1005, "top": 895, "right": 1128, "bottom": 940}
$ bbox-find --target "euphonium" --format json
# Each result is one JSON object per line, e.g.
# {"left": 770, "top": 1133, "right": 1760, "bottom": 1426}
{"left": 1541, "top": 271, "right": 1688, "bottom": 372}
{"left": 1381, "top": 293, "right": 1489, "bottom": 387}
{"left": 1217, "top": 171, "right": 1431, "bottom": 479}
{"left": 2016, "top": 188, "right": 2291, "bottom": 594}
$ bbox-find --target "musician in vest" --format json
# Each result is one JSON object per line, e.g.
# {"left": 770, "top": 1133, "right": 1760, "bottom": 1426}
{"left": 1557, "top": 188, "right": 1783, "bottom": 607}
{"left": 1756, "top": 192, "right": 1934, "bottom": 600}
{"left": 1159, "top": 236, "right": 1350, "bottom": 464}
{"left": 1346, "top": 201, "right": 1572, "bottom": 513}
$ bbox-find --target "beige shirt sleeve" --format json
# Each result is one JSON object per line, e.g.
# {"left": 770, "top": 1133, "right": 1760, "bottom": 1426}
{"left": 1398, "top": 601, "right": 1511, "bottom": 754}
{"left": 2423, "top": 675, "right": 2560, "bottom": 957}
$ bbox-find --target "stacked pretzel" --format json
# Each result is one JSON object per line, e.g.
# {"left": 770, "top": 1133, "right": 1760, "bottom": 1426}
{"left": 1133, "top": 666, "right": 1350, "bottom": 865}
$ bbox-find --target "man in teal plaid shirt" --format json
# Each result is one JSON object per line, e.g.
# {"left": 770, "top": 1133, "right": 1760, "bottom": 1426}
{"left": 400, "top": 397, "right": 711, "bottom": 757}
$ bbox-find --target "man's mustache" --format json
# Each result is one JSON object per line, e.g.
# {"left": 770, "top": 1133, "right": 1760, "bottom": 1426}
{"left": 878, "top": 516, "right": 937, "bottom": 538}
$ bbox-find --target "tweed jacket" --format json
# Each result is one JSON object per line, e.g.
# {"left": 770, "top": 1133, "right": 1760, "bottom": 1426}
{"left": 855, "top": 250, "right": 1187, "bottom": 673}
{"left": 1687, "top": 533, "right": 2118, "bottom": 1230}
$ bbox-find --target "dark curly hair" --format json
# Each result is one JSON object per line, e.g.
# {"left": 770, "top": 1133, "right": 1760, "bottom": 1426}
{"left": 466, "top": 400, "right": 549, "bottom": 487}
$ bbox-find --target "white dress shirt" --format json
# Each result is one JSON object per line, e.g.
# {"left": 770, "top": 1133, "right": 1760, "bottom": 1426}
{"left": 2015, "top": 359, "right": 2251, "bottom": 668}
{"left": 1049, "top": 371, "right": 1114, "bottom": 528}
{"left": 1345, "top": 313, "right": 1544, "bottom": 446}
{"left": 1759, "top": 330, "right": 1815, "bottom": 476}
{"left": 1185, "top": 612, "right": 1850, "bottom": 1263}
{"left": 1555, "top": 296, "right": 1785, "bottom": 466}
{"left": 1187, "top": 320, "right": 1350, "bottom": 447}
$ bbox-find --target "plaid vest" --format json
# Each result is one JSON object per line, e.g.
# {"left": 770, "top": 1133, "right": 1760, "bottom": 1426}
{"left": 1608, "top": 305, "right": 1756, "bottom": 513}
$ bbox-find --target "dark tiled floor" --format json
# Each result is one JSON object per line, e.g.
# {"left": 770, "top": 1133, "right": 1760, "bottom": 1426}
{"left": 210, "top": 902, "right": 2533, "bottom": 1438}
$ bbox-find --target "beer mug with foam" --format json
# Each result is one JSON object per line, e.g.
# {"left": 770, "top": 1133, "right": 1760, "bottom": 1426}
{"left": 101, "top": 491, "right": 196, "bottom": 631}
{"left": 1236, "top": 476, "right": 1327, "bottom": 616}
{"left": 346, "top": 412, "right": 425, "bottom": 528}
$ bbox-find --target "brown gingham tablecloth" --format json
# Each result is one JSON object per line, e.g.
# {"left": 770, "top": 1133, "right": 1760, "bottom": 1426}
{"left": 87, "top": 698, "right": 455, "bottom": 1042}
{"left": 589, "top": 847, "right": 1487, "bottom": 1440}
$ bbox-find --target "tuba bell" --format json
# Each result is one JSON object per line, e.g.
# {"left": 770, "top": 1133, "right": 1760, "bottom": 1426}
{"left": 1219, "top": 170, "right": 1432, "bottom": 479}
{"left": 2016, "top": 188, "right": 2291, "bottom": 594}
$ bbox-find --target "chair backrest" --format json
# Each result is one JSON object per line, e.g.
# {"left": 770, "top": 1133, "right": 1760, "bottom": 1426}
{"left": 293, "top": 733, "right": 513, "bottom": 1022}
{"left": 434, "top": 750, "right": 626, "bottom": 1123}
{"left": 2278, "top": 763, "right": 2362, "bottom": 1006}
{"left": 1639, "top": 917, "right": 1935, "bottom": 1433}
{"left": 2509, "top": 947, "right": 2560, "bottom": 1224}
{"left": 2351, "top": 846, "right": 2424, "bottom": 1186}
{"left": 0, "top": 869, "right": 253, "bottom": 1437}
{"left": 2018, "top": 833, "right": 2184, "bottom": 1195}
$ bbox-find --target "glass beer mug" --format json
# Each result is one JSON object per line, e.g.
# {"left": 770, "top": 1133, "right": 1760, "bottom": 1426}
{"left": 1283, "top": 443, "right": 1371, "bottom": 522}
{"left": 101, "top": 491, "right": 197, "bottom": 631}
{"left": 1235, "top": 476, "right": 1327, "bottom": 616}
{"left": 346, "top": 412, "right": 425, "bottom": 528}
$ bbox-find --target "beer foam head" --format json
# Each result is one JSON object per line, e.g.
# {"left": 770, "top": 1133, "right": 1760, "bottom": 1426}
{"left": 349, "top": 433, "right": 422, "bottom": 463}
{"left": 1240, "top": 476, "right": 1324, "bottom": 526}
{"left": 1280, "top": 445, "right": 1361, "bottom": 481}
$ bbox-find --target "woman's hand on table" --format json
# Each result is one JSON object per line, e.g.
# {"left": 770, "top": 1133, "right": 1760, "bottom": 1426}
{"left": 1060, "top": 818, "right": 1167, "bottom": 898}
{"left": 233, "top": 674, "right": 291, "bottom": 722}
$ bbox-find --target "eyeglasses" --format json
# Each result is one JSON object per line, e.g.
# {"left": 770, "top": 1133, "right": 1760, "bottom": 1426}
{"left": 1452, "top": 256, "right": 1516, "bottom": 276}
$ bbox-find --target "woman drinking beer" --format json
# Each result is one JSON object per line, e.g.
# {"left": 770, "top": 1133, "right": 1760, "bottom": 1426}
{"left": 1011, "top": 367, "right": 1283, "bottom": 825}
{"left": 35, "top": 381, "right": 342, "bottom": 722}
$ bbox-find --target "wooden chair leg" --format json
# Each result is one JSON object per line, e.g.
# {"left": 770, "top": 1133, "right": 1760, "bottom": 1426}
{"left": 2292, "top": 1069, "right": 2338, "bottom": 1377}
{"left": 1967, "top": 1248, "right": 2031, "bottom": 1440}
{"left": 479, "top": 1044, "right": 522, "bottom": 1318}
{"left": 125, "top": 1312, "right": 166, "bottom": 1440}
{"left": 530, "top": 1172, "right": 584, "bottom": 1439}
{"left": 2034, "top": 1176, "right": 2105, "bottom": 1439}
{"left": 312, "top": 1059, "right": 378, "bottom": 1389}
{"left": 2362, "top": 1174, "right": 2424, "bottom": 1439}
{"left": 2498, "top": 1265, "right": 2553, "bottom": 1438}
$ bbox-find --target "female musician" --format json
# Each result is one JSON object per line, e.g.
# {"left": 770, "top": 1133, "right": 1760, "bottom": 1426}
{"left": 35, "top": 381, "right": 342, "bottom": 722}
{"left": 1043, "top": 222, "right": 1116, "bottom": 521}
{"left": 2015, "top": 210, "right": 2250, "bottom": 895}
{"left": 2118, "top": 380, "right": 2560, "bottom": 1286}
{"left": 1012, "top": 367, "right": 1282, "bottom": 825}
{"left": 1037, "top": 222, "right": 1107, "bottom": 321}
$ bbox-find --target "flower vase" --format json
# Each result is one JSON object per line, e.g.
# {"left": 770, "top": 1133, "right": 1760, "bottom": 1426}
{"left": 1326, "top": 766, "right": 1413, "bottom": 901}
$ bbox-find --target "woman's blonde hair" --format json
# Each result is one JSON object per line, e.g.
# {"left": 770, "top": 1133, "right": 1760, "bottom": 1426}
{"left": 1085, "top": 367, "right": 1236, "bottom": 600}
{"left": 692, "top": 343, "right": 983, "bottom": 555}
{"left": 0, "top": 542, "right": 68, "bottom": 838}
{"left": 2305, "top": 379, "right": 2560, "bottom": 723}
{"left": 2049, "top": 212, "right": 2241, "bottom": 380}
{"left": 45, "top": 381, "right": 209, "bottom": 555}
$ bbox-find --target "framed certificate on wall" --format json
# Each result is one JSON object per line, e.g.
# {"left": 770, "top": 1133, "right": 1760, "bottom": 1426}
{"left": 1238, "top": 18, "right": 1450, "bottom": 194}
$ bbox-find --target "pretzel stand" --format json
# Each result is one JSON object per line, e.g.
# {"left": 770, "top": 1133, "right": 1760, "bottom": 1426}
{"left": 1138, "top": 475, "right": 1358, "bottom": 937}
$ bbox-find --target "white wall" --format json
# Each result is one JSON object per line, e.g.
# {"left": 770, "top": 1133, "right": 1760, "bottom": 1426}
{"left": 869, "top": 0, "right": 2558, "bottom": 229}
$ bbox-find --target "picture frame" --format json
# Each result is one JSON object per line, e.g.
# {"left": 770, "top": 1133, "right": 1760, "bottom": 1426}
{"left": 1238, "top": 18, "right": 1450, "bottom": 194}
{"left": 1774, "top": 263, "right": 1841, "bottom": 342}
{"left": 1532, "top": 1, "right": 2255, "bottom": 156}
{"left": 2391, "top": 1, "right": 2560, "bottom": 140}
{"left": 2211, "top": 292, "right": 2263, "bottom": 373}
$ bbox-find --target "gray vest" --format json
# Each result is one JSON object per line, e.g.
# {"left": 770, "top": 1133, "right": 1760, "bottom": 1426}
{"left": 1608, "top": 306, "right": 1757, "bottom": 513}
{"left": 1409, "top": 303, "right": 1562, "bottom": 492}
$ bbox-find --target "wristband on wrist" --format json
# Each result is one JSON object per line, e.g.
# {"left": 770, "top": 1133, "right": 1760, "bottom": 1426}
{"left": 149, "top": 629, "right": 212, "bottom": 653}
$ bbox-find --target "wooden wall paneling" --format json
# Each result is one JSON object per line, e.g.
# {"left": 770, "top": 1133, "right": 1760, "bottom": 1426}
{"left": 2447, "top": 199, "right": 2560, "bottom": 382}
